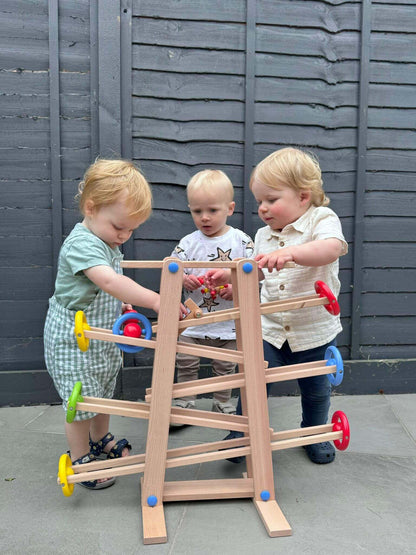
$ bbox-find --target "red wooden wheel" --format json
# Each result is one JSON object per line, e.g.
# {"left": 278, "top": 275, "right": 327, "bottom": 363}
{"left": 315, "top": 281, "right": 340, "bottom": 315}
{"left": 331, "top": 410, "right": 350, "bottom": 451}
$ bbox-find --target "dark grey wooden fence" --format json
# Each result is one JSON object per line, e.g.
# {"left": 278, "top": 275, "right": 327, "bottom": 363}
{"left": 1, "top": 0, "right": 415, "bottom": 405}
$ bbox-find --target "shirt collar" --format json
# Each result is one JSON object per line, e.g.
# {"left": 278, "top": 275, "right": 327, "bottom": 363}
{"left": 265, "top": 205, "right": 315, "bottom": 239}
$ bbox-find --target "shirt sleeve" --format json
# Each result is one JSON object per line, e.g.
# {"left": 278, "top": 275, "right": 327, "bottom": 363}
{"left": 66, "top": 238, "right": 112, "bottom": 276}
{"left": 242, "top": 232, "right": 255, "bottom": 259}
{"left": 171, "top": 239, "right": 189, "bottom": 262}
{"left": 311, "top": 209, "right": 348, "bottom": 255}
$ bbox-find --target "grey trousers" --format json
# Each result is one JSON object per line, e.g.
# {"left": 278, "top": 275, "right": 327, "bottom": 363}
{"left": 175, "top": 336, "right": 237, "bottom": 404}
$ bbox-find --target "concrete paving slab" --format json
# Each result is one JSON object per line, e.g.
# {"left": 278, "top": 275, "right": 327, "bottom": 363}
{"left": 387, "top": 394, "right": 416, "bottom": 441}
{"left": 1, "top": 394, "right": 416, "bottom": 554}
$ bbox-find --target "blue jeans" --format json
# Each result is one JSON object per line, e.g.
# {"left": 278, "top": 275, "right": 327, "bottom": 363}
{"left": 235, "top": 339, "right": 336, "bottom": 427}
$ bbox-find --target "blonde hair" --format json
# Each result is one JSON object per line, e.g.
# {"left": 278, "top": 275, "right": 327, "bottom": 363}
{"left": 77, "top": 158, "right": 152, "bottom": 220}
{"left": 187, "top": 169, "right": 234, "bottom": 203}
{"left": 250, "top": 147, "right": 329, "bottom": 207}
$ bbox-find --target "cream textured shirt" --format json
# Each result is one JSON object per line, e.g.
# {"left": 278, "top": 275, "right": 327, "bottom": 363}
{"left": 254, "top": 205, "right": 348, "bottom": 352}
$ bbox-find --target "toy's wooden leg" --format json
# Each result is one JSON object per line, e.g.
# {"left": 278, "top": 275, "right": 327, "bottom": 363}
{"left": 254, "top": 499, "right": 292, "bottom": 537}
{"left": 140, "top": 258, "right": 184, "bottom": 545}
{"left": 235, "top": 260, "right": 292, "bottom": 537}
{"left": 230, "top": 263, "right": 254, "bottom": 475}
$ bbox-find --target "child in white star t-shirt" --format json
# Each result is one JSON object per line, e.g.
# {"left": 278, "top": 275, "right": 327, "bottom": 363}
{"left": 171, "top": 170, "right": 254, "bottom": 418}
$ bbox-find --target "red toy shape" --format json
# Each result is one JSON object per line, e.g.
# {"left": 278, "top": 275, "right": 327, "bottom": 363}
{"left": 124, "top": 322, "right": 142, "bottom": 338}
{"left": 331, "top": 410, "right": 350, "bottom": 450}
{"left": 122, "top": 309, "right": 142, "bottom": 338}
{"left": 314, "top": 281, "right": 340, "bottom": 315}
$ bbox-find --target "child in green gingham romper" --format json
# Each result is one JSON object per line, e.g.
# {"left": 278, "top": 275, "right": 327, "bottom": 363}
{"left": 44, "top": 224, "right": 124, "bottom": 421}
{"left": 43, "top": 159, "right": 173, "bottom": 490}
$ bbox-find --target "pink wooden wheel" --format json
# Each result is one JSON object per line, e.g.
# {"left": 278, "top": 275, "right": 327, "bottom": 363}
{"left": 331, "top": 410, "right": 350, "bottom": 451}
{"left": 315, "top": 280, "right": 340, "bottom": 315}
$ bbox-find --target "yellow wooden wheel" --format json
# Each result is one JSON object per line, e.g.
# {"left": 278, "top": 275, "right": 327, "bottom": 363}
{"left": 74, "top": 311, "right": 90, "bottom": 352}
{"left": 58, "top": 453, "right": 74, "bottom": 497}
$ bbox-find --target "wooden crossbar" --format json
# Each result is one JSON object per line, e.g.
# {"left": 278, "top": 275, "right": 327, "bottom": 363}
{"left": 61, "top": 424, "right": 343, "bottom": 486}
{"left": 145, "top": 359, "right": 336, "bottom": 401}
{"left": 84, "top": 328, "right": 245, "bottom": 363}
{"left": 75, "top": 396, "right": 249, "bottom": 431}
{"left": 121, "top": 260, "right": 239, "bottom": 269}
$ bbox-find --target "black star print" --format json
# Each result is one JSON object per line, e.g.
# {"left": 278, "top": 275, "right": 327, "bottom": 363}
{"left": 211, "top": 247, "right": 232, "bottom": 261}
{"left": 199, "top": 294, "right": 219, "bottom": 312}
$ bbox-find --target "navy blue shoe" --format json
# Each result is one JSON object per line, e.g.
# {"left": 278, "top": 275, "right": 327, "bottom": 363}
{"left": 303, "top": 441, "right": 335, "bottom": 464}
{"left": 221, "top": 430, "right": 245, "bottom": 464}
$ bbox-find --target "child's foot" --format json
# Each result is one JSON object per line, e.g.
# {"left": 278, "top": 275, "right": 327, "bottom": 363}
{"left": 212, "top": 400, "right": 236, "bottom": 415}
{"left": 170, "top": 399, "right": 195, "bottom": 428}
{"left": 72, "top": 452, "right": 116, "bottom": 489}
{"left": 221, "top": 430, "right": 245, "bottom": 464}
{"left": 303, "top": 441, "right": 335, "bottom": 464}
{"left": 89, "top": 432, "right": 131, "bottom": 459}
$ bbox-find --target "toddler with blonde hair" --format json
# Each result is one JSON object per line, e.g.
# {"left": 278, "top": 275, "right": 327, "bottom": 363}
{"left": 171, "top": 169, "right": 254, "bottom": 419}
{"left": 206, "top": 147, "right": 347, "bottom": 464}
{"left": 44, "top": 158, "right": 185, "bottom": 489}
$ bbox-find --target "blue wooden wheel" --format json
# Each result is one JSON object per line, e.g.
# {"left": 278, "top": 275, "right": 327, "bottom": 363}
{"left": 325, "top": 345, "right": 344, "bottom": 386}
{"left": 112, "top": 312, "right": 152, "bottom": 353}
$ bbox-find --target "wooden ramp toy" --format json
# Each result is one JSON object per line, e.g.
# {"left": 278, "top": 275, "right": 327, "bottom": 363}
{"left": 59, "top": 257, "right": 350, "bottom": 545}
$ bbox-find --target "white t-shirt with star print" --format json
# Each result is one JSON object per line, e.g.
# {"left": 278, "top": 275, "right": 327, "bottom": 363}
{"left": 171, "top": 227, "right": 254, "bottom": 339}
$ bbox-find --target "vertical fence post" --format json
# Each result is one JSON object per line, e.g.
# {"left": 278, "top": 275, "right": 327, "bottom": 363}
{"left": 97, "top": 0, "right": 122, "bottom": 158}
{"left": 243, "top": 0, "right": 256, "bottom": 238}
{"left": 90, "top": 0, "right": 99, "bottom": 159}
{"left": 121, "top": 0, "right": 133, "bottom": 161}
{"left": 351, "top": 0, "right": 372, "bottom": 359}
{"left": 120, "top": 1, "right": 135, "bottom": 269}
{"left": 48, "top": 0, "right": 62, "bottom": 279}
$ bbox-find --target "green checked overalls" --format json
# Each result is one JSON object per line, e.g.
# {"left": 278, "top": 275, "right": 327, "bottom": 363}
{"left": 44, "top": 254, "right": 123, "bottom": 421}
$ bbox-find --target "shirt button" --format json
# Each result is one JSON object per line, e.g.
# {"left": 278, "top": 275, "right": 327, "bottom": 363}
{"left": 284, "top": 325, "right": 290, "bottom": 331}
{"left": 279, "top": 241, "right": 285, "bottom": 247}
{"left": 279, "top": 284, "right": 285, "bottom": 290}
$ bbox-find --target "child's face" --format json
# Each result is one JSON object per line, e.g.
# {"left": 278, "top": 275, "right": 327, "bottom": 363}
{"left": 188, "top": 189, "right": 235, "bottom": 238}
{"left": 251, "top": 179, "right": 311, "bottom": 231}
{"left": 83, "top": 193, "right": 143, "bottom": 249}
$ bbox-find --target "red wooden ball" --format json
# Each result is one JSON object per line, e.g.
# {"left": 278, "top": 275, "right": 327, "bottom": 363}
{"left": 123, "top": 322, "right": 142, "bottom": 338}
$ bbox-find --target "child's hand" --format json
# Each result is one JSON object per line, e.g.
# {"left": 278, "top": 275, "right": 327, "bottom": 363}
{"left": 218, "top": 284, "right": 233, "bottom": 301}
{"left": 179, "top": 302, "right": 188, "bottom": 320}
{"left": 183, "top": 273, "right": 201, "bottom": 291}
{"left": 255, "top": 250, "right": 294, "bottom": 272}
{"left": 122, "top": 303, "right": 133, "bottom": 313}
{"left": 204, "top": 269, "right": 230, "bottom": 288}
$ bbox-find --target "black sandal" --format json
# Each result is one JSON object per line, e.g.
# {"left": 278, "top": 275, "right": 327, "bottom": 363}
{"left": 89, "top": 432, "right": 132, "bottom": 459}
{"left": 72, "top": 452, "right": 116, "bottom": 490}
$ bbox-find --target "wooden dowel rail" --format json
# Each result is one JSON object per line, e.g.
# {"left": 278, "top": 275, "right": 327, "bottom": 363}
{"left": 166, "top": 293, "right": 330, "bottom": 334}
{"left": 145, "top": 360, "right": 336, "bottom": 401}
{"left": 271, "top": 430, "right": 342, "bottom": 452}
{"left": 121, "top": 260, "right": 240, "bottom": 269}
{"left": 85, "top": 328, "right": 245, "bottom": 364}
{"left": 121, "top": 259, "right": 295, "bottom": 270}
{"left": 63, "top": 444, "right": 253, "bottom": 485}
{"left": 70, "top": 436, "right": 250, "bottom": 475}
{"left": 68, "top": 422, "right": 335, "bottom": 477}
{"left": 74, "top": 397, "right": 249, "bottom": 431}
{"left": 60, "top": 423, "right": 342, "bottom": 486}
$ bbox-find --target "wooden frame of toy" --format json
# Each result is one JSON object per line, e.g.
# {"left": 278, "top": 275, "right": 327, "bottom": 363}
{"left": 58, "top": 257, "right": 350, "bottom": 545}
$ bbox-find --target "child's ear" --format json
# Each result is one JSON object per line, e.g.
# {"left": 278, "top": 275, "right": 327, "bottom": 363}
{"left": 228, "top": 201, "right": 236, "bottom": 215}
{"left": 300, "top": 191, "right": 311, "bottom": 205}
{"left": 84, "top": 199, "right": 95, "bottom": 217}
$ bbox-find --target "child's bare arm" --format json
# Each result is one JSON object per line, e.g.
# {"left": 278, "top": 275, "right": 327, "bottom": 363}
{"left": 256, "top": 238, "right": 344, "bottom": 272}
{"left": 84, "top": 265, "right": 160, "bottom": 313}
